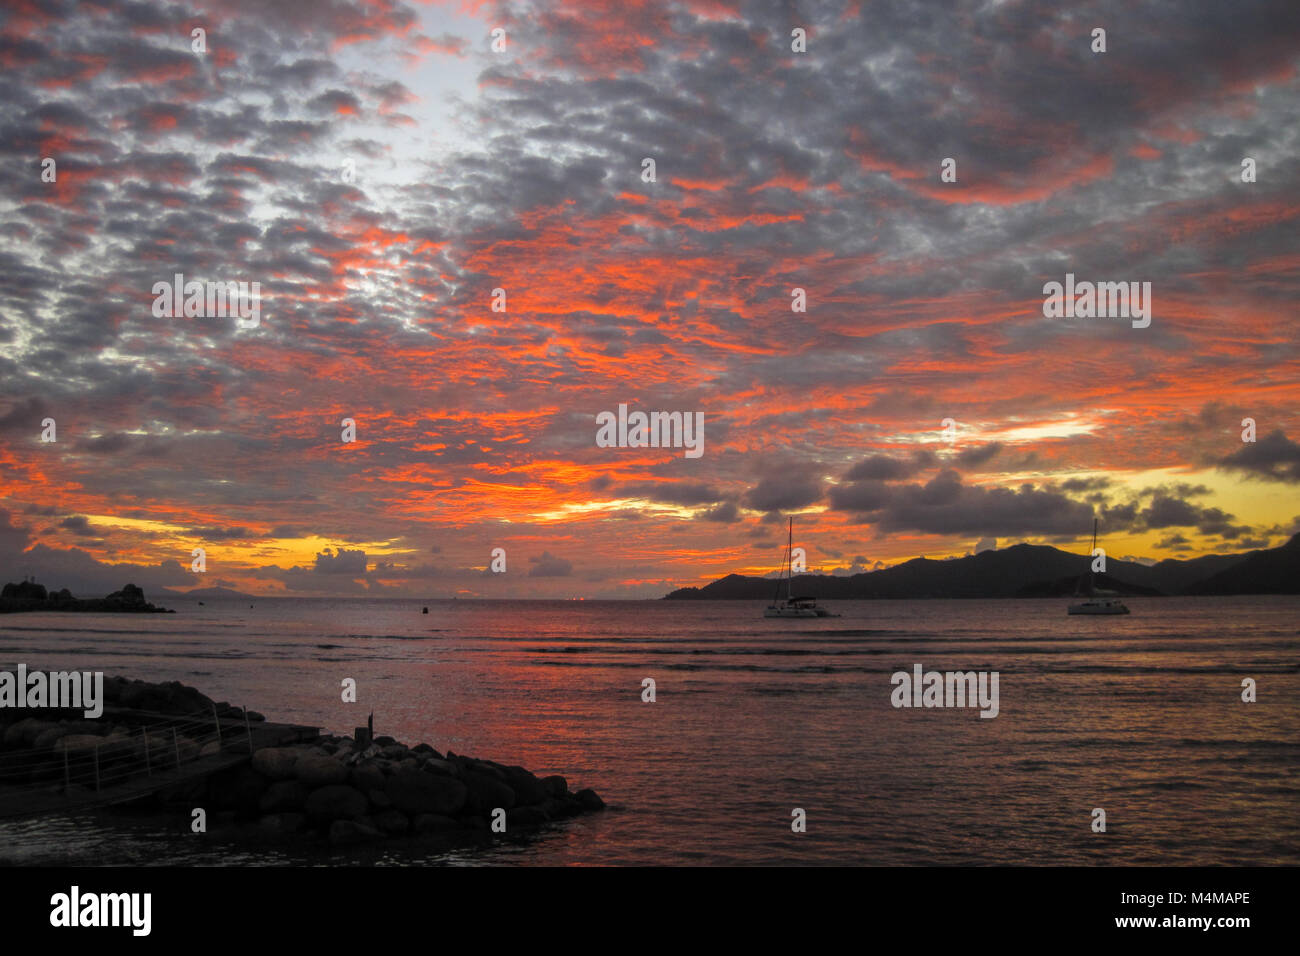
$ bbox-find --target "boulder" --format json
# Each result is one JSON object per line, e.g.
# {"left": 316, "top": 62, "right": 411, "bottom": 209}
{"left": 503, "top": 767, "right": 548, "bottom": 806}
{"left": 32, "top": 726, "right": 73, "bottom": 750}
{"left": 259, "top": 812, "right": 305, "bottom": 834}
{"left": 374, "top": 809, "right": 409, "bottom": 835}
{"left": 328, "top": 819, "right": 381, "bottom": 846}
{"left": 7, "top": 719, "right": 58, "bottom": 748}
{"left": 367, "top": 789, "right": 392, "bottom": 810}
{"left": 304, "top": 784, "right": 369, "bottom": 824}
{"left": 540, "top": 775, "right": 568, "bottom": 798}
{"left": 576, "top": 788, "right": 605, "bottom": 811}
{"left": 294, "top": 753, "right": 349, "bottom": 787}
{"left": 53, "top": 734, "right": 113, "bottom": 755}
{"left": 259, "top": 780, "right": 308, "bottom": 813}
{"left": 412, "top": 813, "right": 461, "bottom": 834}
{"left": 422, "top": 758, "right": 456, "bottom": 776}
{"left": 211, "top": 767, "right": 266, "bottom": 813}
{"left": 462, "top": 770, "right": 516, "bottom": 813}
{"left": 510, "top": 805, "right": 549, "bottom": 827}
{"left": 350, "top": 763, "right": 386, "bottom": 793}
{"left": 385, "top": 767, "right": 468, "bottom": 816}
{"left": 251, "top": 747, "right": 299, "bottom": 780}
{"left": 542, "top": 797, "right": 581, "bottom": 820}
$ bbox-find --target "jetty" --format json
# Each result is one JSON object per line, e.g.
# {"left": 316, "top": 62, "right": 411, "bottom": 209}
{"left": 0, "top": 704, "right": 318, "bottom": 820}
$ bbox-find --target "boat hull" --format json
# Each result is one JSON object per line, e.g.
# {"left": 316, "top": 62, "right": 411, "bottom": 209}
{"left": 1067, "top": 602, "right": 1130, "bottom": 615}
{"left": 765, "top": 606, "right": 820, "bottom": 618}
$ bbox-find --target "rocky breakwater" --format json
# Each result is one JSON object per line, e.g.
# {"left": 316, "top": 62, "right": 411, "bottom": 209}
{"left": 0, "top": 581, "right": 173, "bottom": 614}
{"left": 203, "top": 734, "right": 606, "bottom": 847}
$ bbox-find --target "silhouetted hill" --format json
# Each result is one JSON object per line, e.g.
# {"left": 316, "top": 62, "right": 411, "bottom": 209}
{"left": 166, "top": 585, "right": 255, "bottom": 599}
{"left": 663, "top": 537, "right": 1291, "bottom": 599}
{"left": 1188, "top": 533, "right": 1300, "bottom": 594}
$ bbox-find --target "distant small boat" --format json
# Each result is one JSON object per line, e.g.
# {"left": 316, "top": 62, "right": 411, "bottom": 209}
{"left": 1068, "top": 518, "right": 1129, "bottom": 615}
{"left": 765, "top": 517, "right": 838, "bottom": 618}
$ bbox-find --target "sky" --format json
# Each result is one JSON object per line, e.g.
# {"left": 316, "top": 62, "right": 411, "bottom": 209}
{"left": 1, "top": 0, "right": 1298, "bottom": 599}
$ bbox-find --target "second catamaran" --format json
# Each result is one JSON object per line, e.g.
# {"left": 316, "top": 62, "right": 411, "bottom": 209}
{"left": 764, "top": 517, "right": 837, "bottom": 618}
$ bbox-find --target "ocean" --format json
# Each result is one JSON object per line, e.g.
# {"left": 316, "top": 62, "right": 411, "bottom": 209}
{"left": 1, "top": 595, "right": 1297, "bottom": 866}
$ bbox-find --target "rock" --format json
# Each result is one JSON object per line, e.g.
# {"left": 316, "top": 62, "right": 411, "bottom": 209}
{"left": 374, "top": 809, "right": 409, "bottom": 835}
{"left": 259, "top": 812, "right": 305, "bottom": 834}
{"left": 462, "top": 771, "right": 516, "bottom": 814}
{"left": 199, "top": 741, "right": 221, "bottom": 757}
{"left": 53, "top": 734, "right": 113, "bottom": 755}
{"left": 2, "top": 718, "right": 36, "bottom": 748}
{"left": 304, "top": 784, "right": 369, "bottom": 824}
{"left": 259, "top": 780, "right": 308, "bottom": 813}
{"left": 32, "top": 726, "right": 73, "bottom": 750}
{"left": 540, "top": 775, "right": 568, "bottom": 798}
{"left": 467, "top": 760, "right": 507, "bottom": 781}
{"left": 8, "top": 719, "right": 59, "bottom": 748}
{"left": 350, "top": 763, "right": 386, "bottom": 793}
{"left": 173, "top": 736, "right": 201, "bottom": 762}
{"left": 251, "top": 747, "right": 299, "bottom": 780}
{"left": 412, "top": 743, "right": 443, "bottom": 759}
{"left": 211, "top": 767, "right": 266, "bottom": 813}
{"left": 541, "top": 797, "right": 581, "bottom": 820}
{"left": 503, "top": 767, "right": 548, "bottom": 806}
{"left": 367, "top": 789, "right": 392, "bottom": 810}
{"left": 413, "top": 813, "right": 461, "bottom": 834}
{"left": 294, "top": 753, "right": 349, "bottom": 787}
{"left": 328, "top": 819, "right": 381, "bottom": 846}
{"left": 422, "top": 758, "right": 456, "bottom": 776}
{"left": 384, "top": 767, "right": 468, "bottom": 816}
{"left": 576, "top": 788, "right": 605, "bottom": 811}
{"left": 509, "top": 805, "right": 549, "bottom": 827}
{"left": 380, "top": 744, "right": 409, "bottom": 760}
{"left": 374, "top": 736, "right": 397, "bottom": 747}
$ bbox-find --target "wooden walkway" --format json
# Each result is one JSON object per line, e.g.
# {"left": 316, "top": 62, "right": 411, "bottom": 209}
{"left": 0, "top": 710, "right": 318, "bottom": 820}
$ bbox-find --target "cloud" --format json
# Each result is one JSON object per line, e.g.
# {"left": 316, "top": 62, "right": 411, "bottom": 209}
{"left": 745, "top": 475, "right": 823, "bottom": 513}
{"left": 831, "top": 469, "right": 1096, "bottom": 537}
{"left": 58, "top": 515, "right": 100, "bottom": 537}
{"left": 528, "top": 551, "right": 573, "bottom": 577}
{"left": 313, "top": 548, "right": 368, "bottom": 574}
{"left": 1218, "top": 430, "right": 1300, "bottom": 484}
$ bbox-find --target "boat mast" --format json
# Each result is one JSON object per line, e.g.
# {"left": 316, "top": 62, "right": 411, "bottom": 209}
{"left": 786, "top": 517, "right": 793, "bottom": 601}
{"left": 1089, "top": 516, "right": 1098, "bottom": 593}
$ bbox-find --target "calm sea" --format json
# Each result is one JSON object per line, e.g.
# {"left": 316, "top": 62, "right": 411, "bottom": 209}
{"left": 1, "top": 596, "right": 1297, "bottom": 866}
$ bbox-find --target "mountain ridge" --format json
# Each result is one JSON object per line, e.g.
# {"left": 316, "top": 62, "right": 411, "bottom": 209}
{"left": 663, "top": 534, "right": 1300, "bottom": 599}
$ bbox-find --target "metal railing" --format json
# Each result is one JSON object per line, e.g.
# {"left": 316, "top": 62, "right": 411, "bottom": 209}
{"left": 0, "top": 705, "right": 258, "bottom": 800}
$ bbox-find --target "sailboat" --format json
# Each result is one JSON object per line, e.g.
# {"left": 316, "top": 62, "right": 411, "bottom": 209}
{"left": 1067, "top": 518, "right": 1130, "bottom": 615}
{"left": 764, "top": 517, "right": 837, "bottom": 618}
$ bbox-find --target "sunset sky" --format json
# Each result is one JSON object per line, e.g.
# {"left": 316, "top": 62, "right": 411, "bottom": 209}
{"left": 1, "top": 0, "right": 1298, "bottom": 598}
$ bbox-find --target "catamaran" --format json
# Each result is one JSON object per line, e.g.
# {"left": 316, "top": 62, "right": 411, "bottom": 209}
{"left": 1067, "top": 518, "right": 1130, "bottom": 615}
{"left": 764, "top": 517, "right": 838, "bottom": 618}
